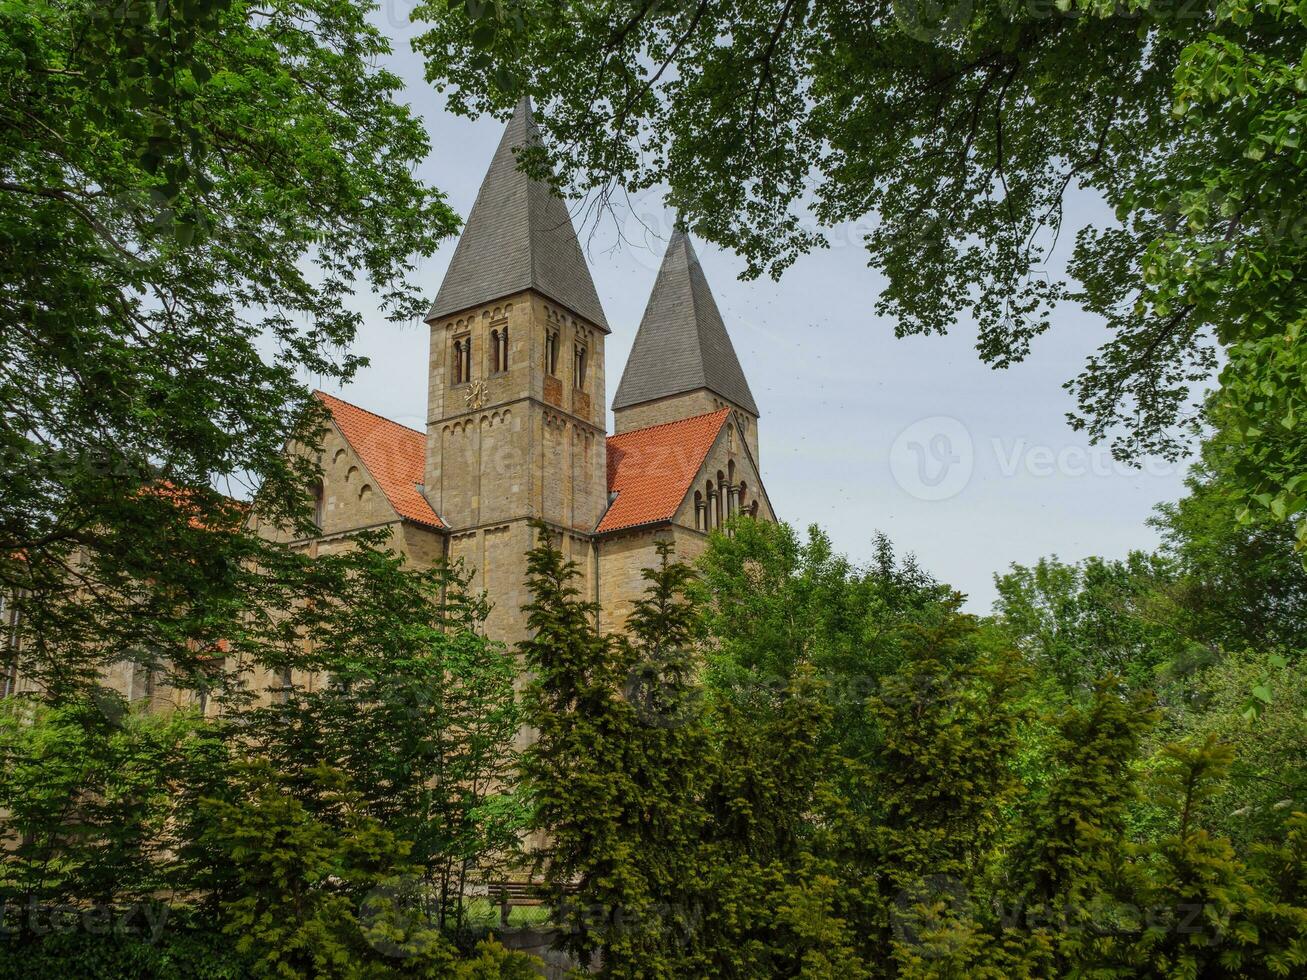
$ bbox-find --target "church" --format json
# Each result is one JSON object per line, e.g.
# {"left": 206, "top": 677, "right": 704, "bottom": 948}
{"left": 294, "top": 99, "right": 773, "bottom": 646}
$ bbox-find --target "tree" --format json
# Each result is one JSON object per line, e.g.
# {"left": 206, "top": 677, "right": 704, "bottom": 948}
{"left": 197, "top": 760, "right": 540, "bottom": 979}
{"left": 613, "top": 540, "right": 711, "bottom": 975}
{"left": 992, "top": 553, "right": 1188, "bottom": 700}
{"left": 0, "top": 695, "right": 221, "bottom": 924}
{"left": 697, "top": 522, "right": 953, "bottom": 699}
{"left": 1165, "top": 649, "right": 1307, "bottom": 846}
{"left": 516, "top": 523, "right": 644, "bottom": 970}
{"left": 1149, "top": 403, "right": 1307, "bottom": 655}
{"left": 1011, "top": 680, "right": 1158, "bottom": 974}
{"left": 994, "top": 401, "right": 1307, "bottom": 704}
{"left": 696, "top": 521, "right": 965, "bottom": 820}
{"left": 1, "top": 0, "right": 456, "bottom": 700}
{"left": 241, "top": 545, "right": 525, "bottom": 934}
{"left": 412, "top": 0, "right": 1307, "bottom": 533}
{"left": 695, "top": 666, "right": 867, "bottom": 978}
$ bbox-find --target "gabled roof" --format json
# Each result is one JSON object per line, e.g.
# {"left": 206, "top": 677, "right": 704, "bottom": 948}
{"left": 612, "top": 229, "right": 758, "bottom": 415}
{"left": 314, "top": 391, "right": 444, "bottom": 530}
{"left": 597, "top": 408, "right": 731, "bottom": 534}
{"left": 426, "top": 98, "right": 609, "bottom": 331}
{"left": 313, "top": 395, "right": 737, "bottom": 537}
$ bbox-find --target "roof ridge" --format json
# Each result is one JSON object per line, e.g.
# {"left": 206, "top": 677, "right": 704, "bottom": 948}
{"left": 606, "top": 406, "right": 731, "bottom": 441}
{"left": 314, "top": 390, "right": 424, "bottom": 436}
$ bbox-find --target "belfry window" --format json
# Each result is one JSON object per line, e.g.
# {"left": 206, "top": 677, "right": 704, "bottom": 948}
{"left": 574, "top": 343, "right": 587, "bottom": 390}
{"left": 311, "top": 479, "right": 324, "bottom": 530}
{"left": 491, "top": 326, "right": 509, "bottom": 373}
{"left": 1, "top": 592, "right": 19, "bottom": 699}
{"left": 452, "top": 336, "right": 471, "bottom": 384}
{"left": 546, "top": 329, "right": 560, "bottom": 375}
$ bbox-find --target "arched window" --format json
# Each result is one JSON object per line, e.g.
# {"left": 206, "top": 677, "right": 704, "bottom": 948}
{"left": 0, "top": 592, "right": 19, "bottom": 699}
{"left": 694, "top": 490, "right": 705, "bottom": 531}
{"left": 546, "top": 329, "right": 559, "bottom": 375}
{"left": 311, "top": 479, "right": 324, "bottom": 530}
{"left": 574, "top": 343, "right": 587, "bottom": 390}
{"left": 274, "top": 666, "right": 293, "bottom": 704}
{"left": 750, "top": 500, "right": 759, "bottom": 518}
{"left": 490, "top": 327, "right": 509, "bottom": 373}
{"left": 705, "top": 481, "right": 715, "bottom": 530}
{"left": 128, "top": 648, "right": 157, "bottom": 703}
{"left": 452, "top": 336, "right": 471, "bottom": 384}
{"left": 726, "top": 462, "right": 737, "bottom": 518}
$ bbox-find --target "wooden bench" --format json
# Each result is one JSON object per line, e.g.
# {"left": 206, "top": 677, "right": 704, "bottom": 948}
{"left": 484, "top": 880, "right": 578, "bottom": 927}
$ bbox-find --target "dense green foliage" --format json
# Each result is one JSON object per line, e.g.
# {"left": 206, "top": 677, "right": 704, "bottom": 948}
{"left": 0, "top": 0, "right": 455, "bottom": 698}
{"left": 510, "top": 480, "right": 1307, "bottom": 976}
{"left": 3, "top": 483, "right": 1305, "bottom": 976}
{"left": 3, "top": 3, "right": 1305, "bottom": 973}
{"left": 413, "top": 0, "right": 1307, "bottom": 539}
{"left": 0, "top": 549, "right": 536, "bottom": 977}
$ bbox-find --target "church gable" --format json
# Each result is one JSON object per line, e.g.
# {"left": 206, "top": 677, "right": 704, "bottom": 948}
{"left": 315, "top": 391, "right": 443, "bottom": 530}
{"left": 672, "top": 411, "right": 772, "bottom": 531}
{"left": 598, "top": 408, "right": 731, "bottom": 534}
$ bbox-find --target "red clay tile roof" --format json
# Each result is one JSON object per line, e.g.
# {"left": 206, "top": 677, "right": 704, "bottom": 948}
{"left": 597, "top": 408, "right": 731, "bottom": 534}
{"left": 314, "top": 391, "right": 444, "bottom": 530}
{"left": 315, "top": 393, "right": 726, "bottom": 536}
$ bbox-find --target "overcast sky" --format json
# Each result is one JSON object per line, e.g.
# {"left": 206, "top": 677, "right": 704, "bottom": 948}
{"left": 316, "top": 10, "right": 1197, "bottom": 612}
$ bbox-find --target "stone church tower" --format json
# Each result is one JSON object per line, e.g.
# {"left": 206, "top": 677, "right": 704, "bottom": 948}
{"left": 613, "top": 227, "right": 761, "bottom": 461}
{"left": 422, "top": 99, "right": 610, "bottom": 644}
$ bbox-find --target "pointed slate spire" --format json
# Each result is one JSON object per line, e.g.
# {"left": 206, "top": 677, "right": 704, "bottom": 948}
{"left": 426, "top": 98, "right": 608, "bottom": 330}
{"left": 613, "top": 228, "right": 759, "bottom": 415}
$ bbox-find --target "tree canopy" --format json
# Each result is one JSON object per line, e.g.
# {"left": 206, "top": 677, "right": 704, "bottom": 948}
{"left": 413, "top": 0, "right": 1307, "bottom": 537}
{"left": 1, "top": 0, "right": 456, "bottom": 696}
